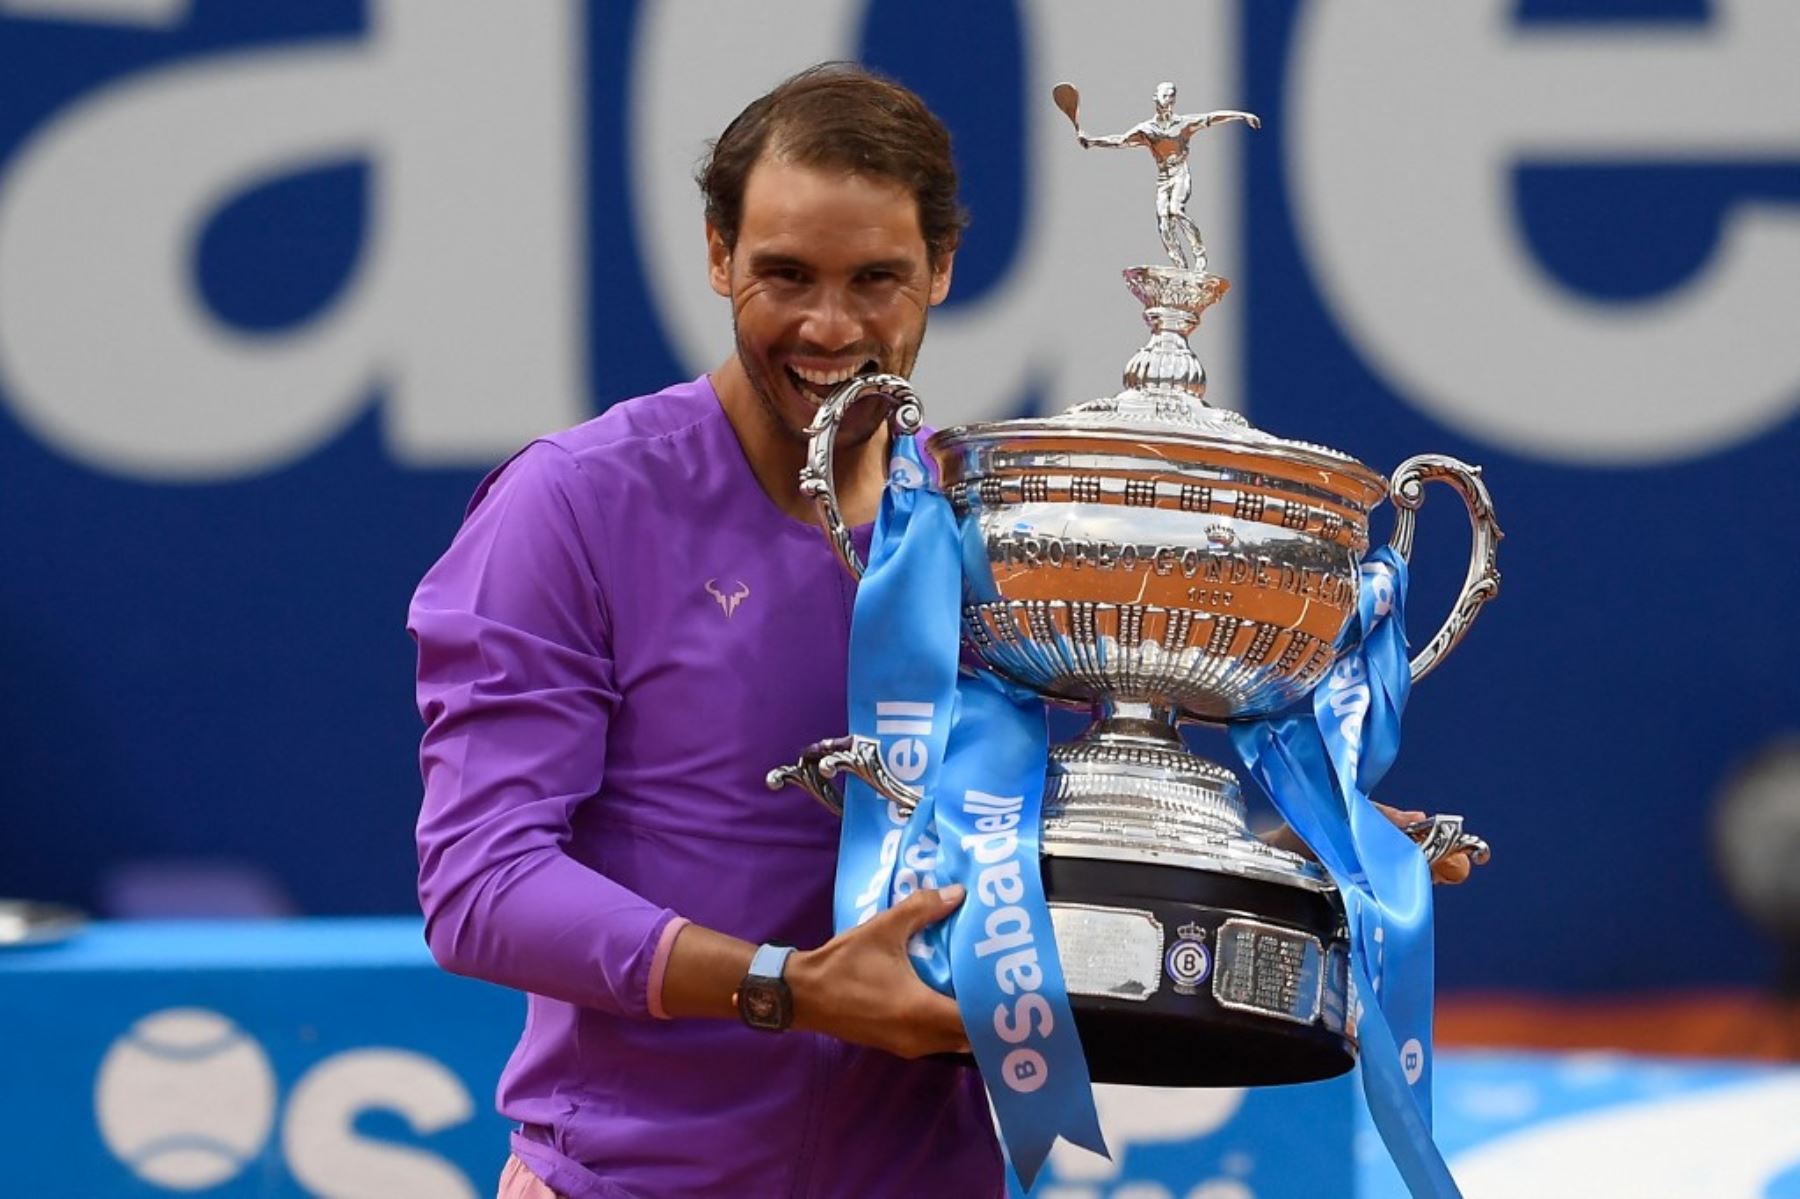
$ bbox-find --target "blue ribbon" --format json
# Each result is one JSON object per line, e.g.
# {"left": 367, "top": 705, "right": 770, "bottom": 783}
{"left": 833, "top": 440, "right": 960, "bottom": 942}
{"left": 839, "top": 435, "right": 1106, "bottom": 1189}
{"left": 1230, "top": 548, "right": 1462, "bottom": 1199}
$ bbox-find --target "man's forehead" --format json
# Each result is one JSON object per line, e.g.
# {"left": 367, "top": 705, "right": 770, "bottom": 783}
{"left": 742, "top": 151, "right": 915, "bottom": 205}
{"left": 736, "top": 155, "right": 928, "bottom": 257}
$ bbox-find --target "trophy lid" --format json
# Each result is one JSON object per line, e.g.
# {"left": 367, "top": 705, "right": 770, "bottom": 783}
{"left": 930, "top": 404, "right": 1387, "bottom": 505}
{"left": 931, "top": 84, "right": 1387, "bottom": 510}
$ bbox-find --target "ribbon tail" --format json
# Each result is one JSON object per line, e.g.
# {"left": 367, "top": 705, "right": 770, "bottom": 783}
{"left": 1231, "top": 551, "right": 1465, "bottom": 1198}
{"left": 1003, "top": 1133, "right": 1059, "bottom": 1194}
{"left": 1353, "top": 974, "right": 1462, "bottom": 1198}
{"left": 939, "top": 674, "right": 1105, "bottom": 1192}
{"left": 1054, "top": 1099, "right": 1109, "bottom": 1161}
{"left": 990, "top": 1062, "right": 1110, "bottom": 1191}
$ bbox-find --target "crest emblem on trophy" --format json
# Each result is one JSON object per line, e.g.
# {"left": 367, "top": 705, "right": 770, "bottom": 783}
{"left": 771, "top": 82, "right": 1500, "bottom": 1088}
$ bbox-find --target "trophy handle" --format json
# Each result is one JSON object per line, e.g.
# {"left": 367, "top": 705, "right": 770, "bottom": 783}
{"left": 766, "top": 735, "right": 923, "bottom": 817}
{"left": 1385, "top": 454, "right": 1504, "bottom": 684}
{"left": 798, "top": 374, "right": 925, "bottom": 581}
{"left": 1402, "top": 814, "right": 1492, "bottom": 868}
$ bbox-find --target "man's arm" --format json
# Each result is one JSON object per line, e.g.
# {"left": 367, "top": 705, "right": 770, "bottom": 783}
{"left": 411, "top": 441, "right": 677, "bottom": 1016}
{"left": 661, "top": 890, "right": 971, "bottom": 1057}
{"left": 410, "top": 443, "right": 967, "bottom": 1056}
{"left": 1183, "top": 110, "right": 1261, "bottom": 133}
{"left": 1078, "top": 123, "right": 1149, "bottom": 150}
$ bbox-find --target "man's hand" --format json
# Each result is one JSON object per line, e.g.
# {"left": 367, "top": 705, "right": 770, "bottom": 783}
{"left": 786, "top": 886, "right": 971, "bottom": 1059}
{"left": 1377, "top": 806, "right": 1474, "bottom": 884}
{"left": 1259, "top": 807, "right": 1478, "bottom": 885}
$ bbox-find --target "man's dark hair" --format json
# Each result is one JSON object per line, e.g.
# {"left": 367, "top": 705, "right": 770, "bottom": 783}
{"left": 697, "top": 62, "right": 967, "bottom": 267}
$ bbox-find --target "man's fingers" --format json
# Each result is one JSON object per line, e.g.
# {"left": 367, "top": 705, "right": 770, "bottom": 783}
{"left": 1373, "top": 802, "right": 1426, "bottom": 829}
{"left": 1432, "top": 853, "right": 1473, "bottom": 885}
{"left": 887, "top": 885, "right": 966, "bottom": 938}
{"left": 1446, "top": 855, "right": 1473, "bottom": 883}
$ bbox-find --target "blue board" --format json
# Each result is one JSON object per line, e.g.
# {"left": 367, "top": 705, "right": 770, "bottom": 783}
{"left": 0, "top": 1, "right": 1795, "bottom": 996}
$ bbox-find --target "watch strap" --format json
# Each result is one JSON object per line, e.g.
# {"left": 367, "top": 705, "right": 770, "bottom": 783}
{"left": 735, "top": 943, "right": 797, "bottom": 1032}
{"left": 747, "top": 943, "right": 794, "bottom": 981}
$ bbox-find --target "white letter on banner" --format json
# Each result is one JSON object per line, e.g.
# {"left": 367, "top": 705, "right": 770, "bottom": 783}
{"left": 0, "top": 0, "right": 191, "bottom": 26}
{"left": 993, "top": 992, "right": 1054, "bottom": 1045}
{"left": 281, "top": 1048, "right": 476, "bottom": 1198}
{"left": 978, "top": 859, "right": 1025, "bottom": 907}
{"left": 1289, "top": 0, "right": 1800, "bottom": 465}
{"left": 0, "top": 1, "right": 584, "bottom": 481}
{"left": 630, "top": 0, "right": 1246, "bottom": 429}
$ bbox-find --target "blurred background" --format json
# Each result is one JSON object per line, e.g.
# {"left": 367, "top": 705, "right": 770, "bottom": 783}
{"left": 1, "top": 1, "right": 1796, "bottom": 1195}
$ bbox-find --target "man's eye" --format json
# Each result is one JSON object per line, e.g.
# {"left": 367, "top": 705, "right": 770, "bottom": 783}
{"left": 858, "top": 270, "right": 898, "bottom": 285}
{"left": 765, "top": 267, "right": 806, "bottom": 284}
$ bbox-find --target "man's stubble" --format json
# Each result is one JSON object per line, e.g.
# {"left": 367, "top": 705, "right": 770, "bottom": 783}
{"left": 732, "top": 313, "right": 931, "bottom": 449}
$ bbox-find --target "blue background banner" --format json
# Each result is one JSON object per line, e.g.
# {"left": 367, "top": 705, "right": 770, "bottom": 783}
{"left": 1, "top": 0, "right": 1796, "bottom": 1003}
{"left": 5, "top": 921, "right": 1793, "bottom": 1196}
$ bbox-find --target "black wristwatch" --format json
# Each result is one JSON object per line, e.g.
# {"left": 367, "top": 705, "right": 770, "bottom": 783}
{"left": 733, "top": 943, "right": 796, "bottom": 1032}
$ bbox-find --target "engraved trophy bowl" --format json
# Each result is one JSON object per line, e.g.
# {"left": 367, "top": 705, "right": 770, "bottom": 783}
{"left": 769, "top": 86, "right": 1500, "bottom": 1088}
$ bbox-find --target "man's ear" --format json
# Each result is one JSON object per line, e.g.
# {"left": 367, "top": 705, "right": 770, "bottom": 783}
{"left": 706, "top": 222, "right": 732, "bottom": 298}
{"left": 928, "top": 249, "right": 956, "bottom": 306}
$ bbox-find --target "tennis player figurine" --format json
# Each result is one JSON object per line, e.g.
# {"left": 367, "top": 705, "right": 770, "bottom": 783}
{"left": 1055, "top": 80, "right": 1259, "bottom": 273}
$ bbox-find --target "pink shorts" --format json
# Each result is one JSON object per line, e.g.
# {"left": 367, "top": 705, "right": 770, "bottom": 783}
{"left": 498, "top": 1154, "right": 563, "bottom": 1199}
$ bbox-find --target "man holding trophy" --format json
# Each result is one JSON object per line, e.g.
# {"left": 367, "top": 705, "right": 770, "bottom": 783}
{"left": 413, "top": 63, "right": 1492, "bottom": 1199}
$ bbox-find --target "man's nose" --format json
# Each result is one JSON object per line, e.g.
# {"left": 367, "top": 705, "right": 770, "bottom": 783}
{"left": 799, "top": 288, "right": 861, "bottom": 352}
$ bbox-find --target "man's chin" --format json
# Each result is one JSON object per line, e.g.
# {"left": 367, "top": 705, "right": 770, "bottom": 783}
{"left": 743, "top": 362, "right": 899, "bottom": 447}
{"left": 768, "top": 394, "right": 821, "bottom": 444}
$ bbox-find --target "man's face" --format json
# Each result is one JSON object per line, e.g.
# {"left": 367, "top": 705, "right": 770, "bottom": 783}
{"left": 708, "top": 153, "right": 954, "bottom": 444}
{"left": 1154, "top": 83, "right": 1176, "bottom": 112}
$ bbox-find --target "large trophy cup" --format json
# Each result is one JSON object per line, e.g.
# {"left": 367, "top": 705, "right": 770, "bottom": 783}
{"left": 770, "top": 82, "right": 1500, "bottom": 1088}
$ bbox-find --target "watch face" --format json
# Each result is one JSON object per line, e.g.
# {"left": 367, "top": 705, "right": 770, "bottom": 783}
{"left": 739, "top": 980, "right": 790, "bottom": 1030}
{"left": 744, "top": 988, "right": 778, "bottom": 1023}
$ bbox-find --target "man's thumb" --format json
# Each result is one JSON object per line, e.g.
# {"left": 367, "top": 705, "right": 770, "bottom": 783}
{"left": 894, "top": 884, "right": 965, "bottom": 934}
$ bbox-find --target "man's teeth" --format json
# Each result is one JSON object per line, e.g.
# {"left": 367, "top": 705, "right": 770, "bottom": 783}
{"left": 790, "top": 363, "right": 873, "bottom": 388}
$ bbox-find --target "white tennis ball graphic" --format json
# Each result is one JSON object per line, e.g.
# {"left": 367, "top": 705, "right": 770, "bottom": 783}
{"left": 95, "top": 1007, "right": 277, "bottom": 1189}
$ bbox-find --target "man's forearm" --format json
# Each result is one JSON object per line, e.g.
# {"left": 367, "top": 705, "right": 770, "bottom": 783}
{"left": 658, "top": 923, "right": 757, "bottom": 1020}
{"left": 421, "top": 844, "right": 681, "bottom": 1017}
{"left": 656, "top": 890, "right": 972, "bottom": 1060}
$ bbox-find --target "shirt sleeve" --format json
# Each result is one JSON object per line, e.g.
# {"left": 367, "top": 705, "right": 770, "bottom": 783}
{"left": 409, "top": 440, "right": 679, "bottom": 1018}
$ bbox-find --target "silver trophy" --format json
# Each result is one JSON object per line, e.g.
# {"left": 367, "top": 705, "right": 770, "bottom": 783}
{"left": 770, "top": 83, "right": 1500, "bottom": 1087}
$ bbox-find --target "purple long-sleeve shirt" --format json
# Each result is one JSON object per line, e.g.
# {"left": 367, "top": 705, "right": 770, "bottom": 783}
{"left": 410, "top": 375, "right": 1002, "bottom": 1199}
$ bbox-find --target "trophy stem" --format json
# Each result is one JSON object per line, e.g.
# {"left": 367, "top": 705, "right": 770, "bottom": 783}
{"left": 1044, "top": 699, "right": 1333, "bottom": 891}
{"left": 1118, "top": 267, "right": 1234, "bottom": 411}
{"left": 1068, "top": 267, "right": 1249, "bottom": 431}
{"left": 1088, "top": 699, "right": 1182, "bottom": 748}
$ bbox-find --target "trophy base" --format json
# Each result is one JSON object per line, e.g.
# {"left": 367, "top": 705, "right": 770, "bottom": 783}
{"left": 1045, "top": 854, "right": 1356, "bottom": 1088}
{"left": 1031, "top": 706, "right": 1354, "bottom": 1085}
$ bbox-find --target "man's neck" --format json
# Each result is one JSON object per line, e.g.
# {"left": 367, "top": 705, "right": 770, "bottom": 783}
{"left": 711, "top": 356, "right": 892, "bottom": 528}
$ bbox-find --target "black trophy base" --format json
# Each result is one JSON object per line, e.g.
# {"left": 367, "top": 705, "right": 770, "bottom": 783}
{"left": 1044, "top": 854, "right": 1358, "bottom": 1088}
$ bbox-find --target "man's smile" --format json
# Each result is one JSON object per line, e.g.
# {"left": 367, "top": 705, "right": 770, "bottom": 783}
{"left": 784, "top": 358, "right": 881, "bottom": 401}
